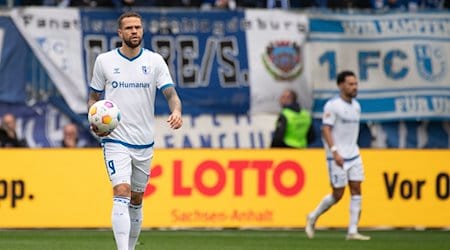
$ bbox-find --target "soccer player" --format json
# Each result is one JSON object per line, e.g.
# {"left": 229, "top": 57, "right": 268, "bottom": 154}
{"left": 305, "top": 70, "right": 370, "bottom": 241}
{"left": 88, "top": 11, "right": 183, "bottom": 250}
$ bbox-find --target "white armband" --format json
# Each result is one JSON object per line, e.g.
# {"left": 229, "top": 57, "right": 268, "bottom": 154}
{"left": 330, "top": 145, "right": 338, "bottom": 153}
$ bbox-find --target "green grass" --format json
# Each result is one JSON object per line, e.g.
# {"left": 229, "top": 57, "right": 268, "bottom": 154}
{"left": 0, "top": 229, "right": 448, "bottom": 250}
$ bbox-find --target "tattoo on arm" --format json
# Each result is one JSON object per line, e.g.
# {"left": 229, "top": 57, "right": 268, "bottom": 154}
{"left": 163, "top": 87, "right": 182, "bottom": 113}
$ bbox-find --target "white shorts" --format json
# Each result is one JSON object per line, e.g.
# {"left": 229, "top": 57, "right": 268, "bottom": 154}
{"left": 102, "top": 142, "right": 153, "bottom": 193}
{"left": 327, "top": 156, "right": 365, "bottom": 188}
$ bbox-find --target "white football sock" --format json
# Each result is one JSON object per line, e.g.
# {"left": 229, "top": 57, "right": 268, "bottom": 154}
{"left": 348, "top": 195, "right": 362, "bottom": 234}
{"left": 309, "top": 194, "right": 336, "bottom": 222}
{"left": 112, "top": 197, "right": 130, "bottom": 250}
{"left": 128, "top": 203, "right": 143, "bottom": 250}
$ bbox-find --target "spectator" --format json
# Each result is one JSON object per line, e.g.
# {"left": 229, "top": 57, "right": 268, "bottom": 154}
{"left": 270, "top": 89, "right": 314, "bottom": 148}
{"left": 370, "top": 0, "right": 419, "bottom": 11}
{"left": 315, "top": 0, "right": 371, "bottom": 9}
{"left": 61, "top": 123, "right": 80, "bottom": 148}
{"left": 154, "top": 0, "right": 203, "bottom": 8}
{"left": 241, "top": 0, "right": 315, "bottom": 9}
{"left": 418, "top": 0, "right": 446, "bottom": 9}
{"left": 120, "top": 0, "right": 156, "bottom": 7}
{"left": 0, "top": 113, "right": 27, "bottom": 148}
{"left": 201, "top": 0, "right": 236, "bottom": 9}
{"left": 68, "top": 0, "right": 116, "bottom": 7}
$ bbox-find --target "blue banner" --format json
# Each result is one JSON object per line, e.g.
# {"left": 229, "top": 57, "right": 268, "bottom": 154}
{"left": 1, "top": 9, "right": 449, "bottom": 148}
{"left": 0, "top": 16, "right": 29, "bottom": 103}
{"left": 80, "top": 9, "right": 249, "bottom": 115}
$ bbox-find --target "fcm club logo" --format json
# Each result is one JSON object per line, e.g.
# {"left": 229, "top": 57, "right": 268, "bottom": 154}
{"left": 262, "top": 41, "right": 303, "bottom": 81}
{"left": 144, "top": 160, "right": 306, "bottom": 198}
{"left": 415, "top": 44, "right": 446, "bottom": 82}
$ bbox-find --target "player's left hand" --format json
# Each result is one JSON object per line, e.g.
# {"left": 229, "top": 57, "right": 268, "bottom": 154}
{"left": 167, "top": 111, "right": 183, "bottom": 129}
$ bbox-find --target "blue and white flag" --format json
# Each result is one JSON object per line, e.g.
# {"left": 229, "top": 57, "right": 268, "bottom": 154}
{"left": 10, "top": 7, "right": 87, "bottom": 113}
{"left": 309, "top": 12, "right": 450, "bottom": 121}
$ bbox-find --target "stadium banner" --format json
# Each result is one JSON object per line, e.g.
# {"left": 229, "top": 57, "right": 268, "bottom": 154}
{"left": 10, "top": 7, "right": 87, "bottom": 114}
{"left": 246, "top": 9, "right": 313, "bottom": 114}
{"left": 308, "top": 12, "right": 450, "bottom": 121}
{"left": 1, "top": 149, "right": 449, "bottom": 228}
{"left": 0, "top": 16, "right": 29, "bottom": 103}
{"left": 153, "top": 114, "right": 277, "bottom": 148}
{"left": 79, "top": 9, "right": 249, "bottom": 115}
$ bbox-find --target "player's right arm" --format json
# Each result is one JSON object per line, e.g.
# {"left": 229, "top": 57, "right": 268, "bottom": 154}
{"left": 322, "top": 125, "right": 343, "bottom": 167}
{"left": 87, "top": 91, "right": 110, "bottom": 137}
{"left": 322, "top": 101, "right": 344, "bottom": 167}
{"left": 88, "top": 91, "right": 101, "bottom": 110}
{"left": 88, "top": 55, "right": 109, "bottom": 137}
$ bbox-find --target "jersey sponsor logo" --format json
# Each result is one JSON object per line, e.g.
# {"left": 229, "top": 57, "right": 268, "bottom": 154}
{"left": 111, "top": 80, "right": 151, "bottom": 89}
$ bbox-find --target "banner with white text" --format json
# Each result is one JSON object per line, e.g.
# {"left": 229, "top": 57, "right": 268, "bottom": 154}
{"left": 308, "top": 12, "right": 450, "bottom": 121}
{"left": 153, "top": 114, "right": 277, "bottom": 148}
{"left": 80, "top": 9, "right": 250, "bottom": 115}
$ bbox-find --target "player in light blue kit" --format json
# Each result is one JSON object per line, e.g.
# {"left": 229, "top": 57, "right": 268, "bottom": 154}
{"left": 88, "top": 11, "right": 183, "bottom": 250}
{"left": 305, "top": 70, "right": 370, "bottom": 241}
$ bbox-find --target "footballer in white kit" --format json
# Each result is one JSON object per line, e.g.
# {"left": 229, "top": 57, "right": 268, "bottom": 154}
{"left": 88, "top": 11, "right": 183, "bottom": 250}
{"left": 90, "top": 47, "right": 172, "bottom": 189}
{"left": 305, "top": 70, "right": 370, "bottom": 241}
{"left": 322, "top": 95, "right": 364, "bottom": 188}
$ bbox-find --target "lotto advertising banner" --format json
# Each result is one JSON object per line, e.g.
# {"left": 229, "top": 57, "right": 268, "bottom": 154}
{"left": 309, "top": 12, "right": 450, "bottom": 121}
{"left": 0, "top": 149, "right": 449, "bottom": 228}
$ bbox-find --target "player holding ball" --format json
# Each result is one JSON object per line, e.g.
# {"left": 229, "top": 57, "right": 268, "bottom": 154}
{"left": 88, "top": 11, "right": 182, "bottom": 250}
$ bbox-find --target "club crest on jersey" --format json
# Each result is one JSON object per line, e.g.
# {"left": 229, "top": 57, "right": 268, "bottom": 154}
{"left": 142, "top": 66, "right": 149, "bottom": 74}
{"left": 262, "top": 40, "right": 303, "bottom": 81}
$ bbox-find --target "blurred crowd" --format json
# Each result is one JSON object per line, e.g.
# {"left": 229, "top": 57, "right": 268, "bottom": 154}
{"left": 1, "top": 0, "right": 448, "bottom": 10}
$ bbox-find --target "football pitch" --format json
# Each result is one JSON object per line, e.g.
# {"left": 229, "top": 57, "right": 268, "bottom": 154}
{"left": 0, "top": 229, "right": 448, "bottom": 250}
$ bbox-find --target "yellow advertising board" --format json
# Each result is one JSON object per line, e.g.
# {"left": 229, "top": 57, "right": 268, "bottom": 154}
{"left": 0, "top": 149, "right": 448, "bottom": 228}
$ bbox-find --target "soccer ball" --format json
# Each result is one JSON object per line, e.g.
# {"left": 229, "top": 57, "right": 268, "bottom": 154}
{"left": 88, "top": 100, "right": 121, "bottom": 135}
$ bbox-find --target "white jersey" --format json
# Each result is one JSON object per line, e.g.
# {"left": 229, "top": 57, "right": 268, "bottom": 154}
{"left": 90, "top": 48, "right": 173, "bottom": 147}
{"left": 322, "top": 96, "right": 361, "bottom": 159}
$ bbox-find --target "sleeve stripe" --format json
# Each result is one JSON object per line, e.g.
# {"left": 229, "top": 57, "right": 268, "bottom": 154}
{"left": 160, "top": 83, "right": 174, "bottom": 92}
{"left": 89, "top": 86, "right": 104, "bottom": 93}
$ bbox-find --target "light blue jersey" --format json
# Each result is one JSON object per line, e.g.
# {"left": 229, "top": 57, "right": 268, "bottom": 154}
{"left": 90, "top": 48, "right": 173, "bottom": 147}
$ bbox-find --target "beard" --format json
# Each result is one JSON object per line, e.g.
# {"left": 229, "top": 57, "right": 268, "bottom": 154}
{"left": 123, "top": 37, "right": 142, "bottom": 48}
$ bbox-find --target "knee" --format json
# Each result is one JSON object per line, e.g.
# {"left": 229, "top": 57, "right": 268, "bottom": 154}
{"left": 130, "top": 192, "right": 144, "bottom": 205}
{"left": 113, "top": 184, "right": 131, "bottom": 197}
{"left": 349, "top": 181, "right": 362, "bottom": 195}
{"left": 332, "top": 189, "right": 345, "bottom": 201}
